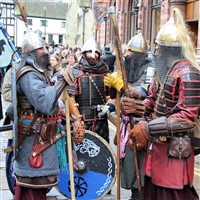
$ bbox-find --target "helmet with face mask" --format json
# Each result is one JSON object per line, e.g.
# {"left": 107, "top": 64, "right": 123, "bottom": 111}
{"left": 154, "top": 9, "right": 184, "bottom": 84}
{"left": 21, "top": 28, "right": 49, "bottom": 72}
{"left": 125, "top": 33, "right": 149, "bottom": 83}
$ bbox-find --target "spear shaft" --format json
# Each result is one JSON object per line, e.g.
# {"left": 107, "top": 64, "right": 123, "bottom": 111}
{"left": 109, "top": 8, "right": 143, "bottom": 200}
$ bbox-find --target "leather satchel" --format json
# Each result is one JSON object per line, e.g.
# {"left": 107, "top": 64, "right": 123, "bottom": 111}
{"left": 29, "top": 143, "right": 43, "bottom": 168}
{"left": 168, "top": 136, "right": 192, "bottom": 159}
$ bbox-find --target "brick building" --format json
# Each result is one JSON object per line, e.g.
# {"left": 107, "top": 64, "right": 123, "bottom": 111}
{"left": 95, "top": 0, "right": 200, "bottom": 63}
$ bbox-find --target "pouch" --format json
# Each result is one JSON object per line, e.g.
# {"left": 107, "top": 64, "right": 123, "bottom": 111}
{"left": 168, "top": 136, "right": 192, "bottom": 159}
{"left": 29, "top": 144, "right": 43, "bottom": 168}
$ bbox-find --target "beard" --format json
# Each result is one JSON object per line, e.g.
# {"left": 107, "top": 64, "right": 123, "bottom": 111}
{"left": 30, "top": 50, "right": 50, "bottom": 71}
{"left": 86, "top": 57, "right": 98, "bottom": 66}
{"left": 38, "top": 53, "right": 49, "bottom": 68}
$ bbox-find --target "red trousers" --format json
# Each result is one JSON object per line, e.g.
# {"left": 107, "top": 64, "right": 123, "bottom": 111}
{"left": 14, "top": 184, "right": 48, "bottom": 200}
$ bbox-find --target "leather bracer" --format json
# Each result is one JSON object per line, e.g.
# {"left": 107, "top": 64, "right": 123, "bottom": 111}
{"left": 55, "top": 78, "right": 68, "bottom": 100}
{"left": 147, "top": 116, "right": 195, "bottom": 137}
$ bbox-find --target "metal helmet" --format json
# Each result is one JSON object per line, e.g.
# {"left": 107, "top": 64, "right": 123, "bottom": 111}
{"left": 127, "top": 33, "right": 147, "bottom": 53}
{"left": 156, "top": 11, "right": 180, "bottom": 47}
{"left": 82, "top": 38, "right": 102, "bottom": 56}
{"left": 22, "top": 28, "right": 47, "bottom": 54}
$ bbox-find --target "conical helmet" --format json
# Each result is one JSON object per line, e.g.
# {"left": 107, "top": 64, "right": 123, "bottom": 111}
{"left": 156, "top": 12, "right": 180, "bottom": 47}
{"left": 127, "top": 33, "right": 147, "bottom": 53}
{"left": 82, "top": 38, "right": 102, "bottom": 55}
{"left": 22, "top": 28, "right": 46, "bottom": 54}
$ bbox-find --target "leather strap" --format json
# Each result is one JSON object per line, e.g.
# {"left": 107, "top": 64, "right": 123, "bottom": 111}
{"left": 18, "top": 111, "right": 39, "bottom": 146}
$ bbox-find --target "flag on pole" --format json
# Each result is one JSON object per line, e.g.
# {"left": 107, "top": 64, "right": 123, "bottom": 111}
{"left": 0, "top": 24, "right": 13, "bottom": 68}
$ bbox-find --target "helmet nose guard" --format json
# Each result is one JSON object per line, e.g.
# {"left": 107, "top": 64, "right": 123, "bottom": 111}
{"left": 82, "top": 38, "right": 102, "bottom": 56}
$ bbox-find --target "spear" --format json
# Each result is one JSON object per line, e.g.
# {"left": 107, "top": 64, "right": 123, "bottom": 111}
{"left": 108, "top": 6, "right": 144, "bottom": 200}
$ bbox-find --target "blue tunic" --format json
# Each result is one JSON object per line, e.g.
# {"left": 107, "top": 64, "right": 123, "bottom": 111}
{"left": 14, "top": 70, "right": 60, "bottom": 178}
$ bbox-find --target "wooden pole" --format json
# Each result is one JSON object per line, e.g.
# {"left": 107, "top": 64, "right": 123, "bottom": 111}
{"left": 110, "top": 11, "right": 143, "bottom": 200}
{"left": 115, "top": 49, "right": 121, "bottom": 200}
{"left": 64, "top": 90, "right": 76, "bottom": 200}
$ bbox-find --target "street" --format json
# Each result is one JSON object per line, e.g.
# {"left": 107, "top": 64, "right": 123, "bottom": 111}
{"left": 0, "top": 99, "right": 200, "bottom": 200}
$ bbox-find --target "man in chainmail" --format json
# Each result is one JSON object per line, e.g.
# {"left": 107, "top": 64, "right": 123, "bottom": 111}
{"left": 5, "top": 29, "right": 84, "bottom": 200}
{"left": 120, "top": 8, "right": 200, "bottom": 200}
{"left": 104, "top": 32, "right": 155, "bottom": 200}
{"left": 61, "top": 38, "right": 116, "bottom": 146}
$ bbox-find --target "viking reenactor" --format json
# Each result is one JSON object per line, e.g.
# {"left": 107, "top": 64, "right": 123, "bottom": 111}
{"left": 4, "top": 27, "right": 80, "bottom": 199}
{"left": 62, "top": 38, "right": 116, "bottom": 144}
{"left": 120, "top": 8, "right": 200, "bottom": 200}
{"left": 104, "top": 33, "right": 155, "bottom": 200}
{"left": 2, "top": 29, "right": 85, "bottom": 199}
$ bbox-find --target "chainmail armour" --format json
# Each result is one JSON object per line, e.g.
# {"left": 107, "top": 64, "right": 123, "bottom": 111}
{"left": 72, "top": 57, "right": 110, "bottom": 143}
{"left": 125, "top": 52, "right": 149, "bottom": 84}
{"left": 154, "top": 46, "right": 182, "bottom": 84}
{"left": 29, "top": 49, "right": 49, "bottom": 72}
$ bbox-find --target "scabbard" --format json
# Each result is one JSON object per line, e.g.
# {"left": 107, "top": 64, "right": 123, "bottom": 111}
{"left": 32, "top": 131, "right": 66, "bottom": 157}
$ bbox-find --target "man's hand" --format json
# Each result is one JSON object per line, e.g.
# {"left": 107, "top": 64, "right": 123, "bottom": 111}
{"left": 121, "top": 97, "right": 145, "bottom": 116}
{"left": 127, "top": 85, "right": 147, "bottom": 100}
{"left": 104, "top": 71, "right": 124, "bottom": 92}
{"left": 97, "top": 103, "right": 115, "bottom": 117}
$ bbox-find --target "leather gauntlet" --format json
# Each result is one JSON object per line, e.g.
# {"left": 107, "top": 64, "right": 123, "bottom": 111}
{"left": 127, "top": 85, "right": 147, "bottom": 100}
{"left": 128, "top": 121, "right": 152, "bottom": 151}
{"left": 147, "top": 116, "right": 195, "bottom": 137}
{"left": 121, "top": 97, "right": 145, "bottom": 116}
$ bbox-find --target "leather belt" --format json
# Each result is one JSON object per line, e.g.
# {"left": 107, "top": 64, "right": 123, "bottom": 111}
{"left": 18, "top": 111, "right": 60, "bottom": 121}
{"left": 158, "top": 136, "right": 168, "bottom": 142}
{"left": 20, "top": 115, "right": 61, "bottom": 121}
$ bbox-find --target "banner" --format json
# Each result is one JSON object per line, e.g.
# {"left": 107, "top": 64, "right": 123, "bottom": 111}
{"left": 0, "top": 23, "right": 14, "bottom": 68}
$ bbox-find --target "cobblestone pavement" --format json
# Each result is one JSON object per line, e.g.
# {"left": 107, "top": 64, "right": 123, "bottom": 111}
{"left": 0, "top": 99, "right": 199, "bottom": 200}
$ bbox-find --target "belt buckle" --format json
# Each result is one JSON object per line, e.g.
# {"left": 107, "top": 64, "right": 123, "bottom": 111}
{"left": 159, "top": 136, "right": 167, "bottom": 142}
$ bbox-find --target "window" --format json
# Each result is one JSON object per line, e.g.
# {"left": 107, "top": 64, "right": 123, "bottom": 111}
{"left": 48, "top": 34, "right": 53, "bottom": 44}
{"left": 27, "top": 19, "right": 32, "bottom": 26}
{"left": 40, "top": 20, "right": 47, "bottom": 27}
{"left": 130, "top": 0, "right": 139, "bottom": 37}
{"left": 59, "top": 35, "right": 63, "bottom": 43}
{"left": 61, "top": 21, "right": 66, "bottom": 28}
{"left": 151, "top": 0, "right": 161, "bottom": 46}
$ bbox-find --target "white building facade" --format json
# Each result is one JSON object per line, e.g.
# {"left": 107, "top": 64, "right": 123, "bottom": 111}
{"left": 0, "top": 0, "right": 68, "bottom": 48}
{"left": 15, "top": 16, "right": 67, "bottom": 48}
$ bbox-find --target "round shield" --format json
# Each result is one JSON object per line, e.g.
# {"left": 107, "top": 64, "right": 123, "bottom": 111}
{"left": 56, "top": 130, "right": 116, "bottom": 199}
{"left": 6, "top": 150, "right": 15, "bottom": 195}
